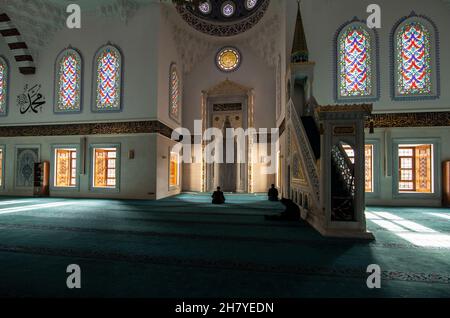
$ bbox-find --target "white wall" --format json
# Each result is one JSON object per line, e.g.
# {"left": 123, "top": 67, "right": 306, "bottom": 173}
{"left": 365, "top": 126, "right": 450, "bottom": 206}
{"left": 183, "top": 44, "right": 276, "bottom": 132}
{"left": 155, "top": 134, "right": 181, "bottom": 199}
{"left": 0, "top": 134, "right": 157, "bottom": 199}
{"left": 157, "top": 7, "right": 183, "bottom": 129}
{"left": 301, "top": 0, "right": 450, "bottom": 113}
{"left": 0, "top": 4, "right": 160, "bottom": 126}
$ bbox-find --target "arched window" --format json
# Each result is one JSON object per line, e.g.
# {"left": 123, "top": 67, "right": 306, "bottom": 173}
{"left": 169, "top": 63, "right": 180, "bottom": 122}
{"left": 0, "top": 56, "right": 9, "bottom": 116}
{"left": 93, "top": 44, "right": 122, "bottom": 111}
{"left": 54, "top": 48, "right": 82, "bottom": 113}
{"left": 335, "top": 19, "right": 379, "bottom": 102}
{"left": 392, "top": 13, "right": 439, "bottom": 100}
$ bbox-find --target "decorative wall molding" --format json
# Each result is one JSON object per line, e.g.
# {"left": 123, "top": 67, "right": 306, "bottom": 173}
{"left": 176, "top": 0, "right": 270, "bottom": 37}
{"left": 367, "top": 111, "right": 450, "bottom": 128}
{"left": 205, "top": 78, "right": 251, "bottom": 96}
{"left": 0, "top": 120, "right": 174, "bottom": 138}
{"left": 0, "top": 13, "right": 36, "bottom": 74}
{"left": 171, "top": 22, "right": 215, "bottom": 74}
{"left": 244, "top": 13, "right": 281, "bottom": 67}
{"left": 0, "top": 0, "right": 65, "bottom": 61}
{"left": 0, "top": 0, "right": 146, "bottom": 61}
{"left": 97, "top": 0, "right": 142, "bottom": 24}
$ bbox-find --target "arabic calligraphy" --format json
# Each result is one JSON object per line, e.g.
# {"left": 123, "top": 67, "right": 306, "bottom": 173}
{"left": 17, "top": 84, "right": 46, "bottom": 114}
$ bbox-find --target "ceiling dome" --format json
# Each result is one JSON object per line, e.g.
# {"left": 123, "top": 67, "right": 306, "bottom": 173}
{"left": 176, "top": 0, "right": 270, "bottom": 37}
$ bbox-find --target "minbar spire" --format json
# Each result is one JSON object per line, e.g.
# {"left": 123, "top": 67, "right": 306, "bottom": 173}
{"left": 291, "top": 0, "right": 309, "bottom": 63}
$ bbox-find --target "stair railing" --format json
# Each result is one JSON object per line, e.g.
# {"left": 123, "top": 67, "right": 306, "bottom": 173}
{"left": 288, "top": 100, "right": 321, "bottom": 206}
{"left": 331, "top": 145, "right": 355, "bottom": 197}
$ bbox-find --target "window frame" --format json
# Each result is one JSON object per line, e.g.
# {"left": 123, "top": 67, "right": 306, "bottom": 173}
{"left": 392, "top": 138, "right": 440, "bottom": 199}
{"left": 169, "top": 150, "right": 180, "bottom": 190}
{"left": 334, "top": 18, "right": 380, "bottom": 103}
{"left": 391, "top": 13, "right": 440, "bottom": 101}
{"left": 92, "top": 44, "right": 123, "bottom": 113}
{"left": 50, "top": 144, "right": 81, "bottom": 192}
{"left": 398, "top": 146, "right": 416, "bottom": 192}
{"left": 89, "top": 143, "right": 121, "bottom": 193}
{"left": 0, "top": 145, "right": 5, "bottom": 190}
{"left": 53, "top": 47, "right": 83, "bottom": 114}
{"left": 365, "top": 139, "right": 380, "bottom": 199}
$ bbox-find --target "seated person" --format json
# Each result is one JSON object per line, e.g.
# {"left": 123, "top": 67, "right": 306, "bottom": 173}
{"left": 212, "top": 186, "right": 225, "bottom": 204}
{"left": 268, "top": 184, "right": 279, "bottom": 201}
{"left": 265, "top": 198, "right": 300, "bottom": 221}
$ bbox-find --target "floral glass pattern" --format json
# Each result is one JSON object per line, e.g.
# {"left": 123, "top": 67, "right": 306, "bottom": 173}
{"left": 95, "top": 45, "right": 122, "bottom": 111}
{"left": 0, "top": 57, "right": 8, "bottom": 116}
{"left": 55, "top": 49, "right": 82, "bottom": 113}
{"left": 396, "top": 22, "right": 431, "bottom": 95}
{"left": 339, "top": 26, "right": 372, "bottom": 97}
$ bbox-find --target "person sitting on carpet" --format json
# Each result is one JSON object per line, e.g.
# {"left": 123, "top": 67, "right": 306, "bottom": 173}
{"left": 265, "top": 198, "right": 300, "bottom": 221}
{"left": 212, "top": 187, "right": 225, "bottom": 204}
{"left": 267, "top": 184, "right": 279, "bottom": 201}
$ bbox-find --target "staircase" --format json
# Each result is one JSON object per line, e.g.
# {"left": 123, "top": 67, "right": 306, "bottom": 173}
{"left": 300, "top": 116, "right": 321, "bottom": 160}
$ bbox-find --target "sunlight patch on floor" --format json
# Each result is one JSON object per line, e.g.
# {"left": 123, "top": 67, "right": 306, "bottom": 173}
{"left": 366, "top": 210, "right": 450, "bottom": 248}
{"left": 0, "top": 201, "right": 75, "bottom": 215}
{"left": 428, "top": 213, "right": 450, "bottom": 220}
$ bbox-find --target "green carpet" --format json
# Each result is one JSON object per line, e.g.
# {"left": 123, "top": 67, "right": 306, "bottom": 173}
{"left": 0, "top": 194, "right": 448, "bottom": 297}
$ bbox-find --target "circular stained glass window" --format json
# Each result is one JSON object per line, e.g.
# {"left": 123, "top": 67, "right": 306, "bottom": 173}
{"left": 216, "top": 47, "right": 241, "bottom": 72}
{"left": 245, "top": 0, "right": 258, "bottom": 10}
{"left": 221, "top": 1, "right": 235, "bottom": 17}
{"left": 198, "top": 1, "right": 211, "bottom": 14}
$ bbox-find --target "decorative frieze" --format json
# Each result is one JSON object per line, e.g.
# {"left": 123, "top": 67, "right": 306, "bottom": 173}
{"left": 367, "top": 111, "right": 450, "bottom": 128}
{"left": 0, "top": 121, "right": 174, "bottom": 138}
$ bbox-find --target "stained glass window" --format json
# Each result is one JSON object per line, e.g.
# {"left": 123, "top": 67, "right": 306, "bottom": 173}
{"left": 94, "top": 45, "right": 122, "bottom": 111}
{"left": 396, "top": 22, "right": 431, "bottom": 95}
{"left": 221, "top": 1, "right": 235, "bottom": 17}
{"left": 216, "top": 47, "right": 241, "bottom": 72}
{"left": 0, "top": 57, "right": 8, "bottom": 116}
{"left": 169, "top": 64, "right": 180, "bottom": 122}
{"left": 392, "top": 14, "right": 439, "bottom": 100}
{"left": 54, "top": 148, "right": 77, "bottom": 187}
{"left": 169, "top": 152, "right": 180, "bottom": 187}
{"left": 55, "top": 49, "right": 82, "bottom": 113}
{"left": 93, "top": 148, "right": 117, "bottom": 188}
{"left": 245, "top": 0, "right": 258, "bottom": 10}
{"left": 199, "top": 1, "right": 211, "bottom": 14}
{"left": 338, "top": 24, "right": 373, "bottom": 98}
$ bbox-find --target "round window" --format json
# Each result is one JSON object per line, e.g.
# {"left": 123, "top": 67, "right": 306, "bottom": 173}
{"left": 198, "top": 1, "right": 211, "bottom": 14}
{"left": 221, "top": 1, "right": 236, "bottom": 18}
{"left": 245, "top": 0, "right": 258, "bottom": 10}
{"left": 216, "top": 47, "right": 241, "bottom": 72}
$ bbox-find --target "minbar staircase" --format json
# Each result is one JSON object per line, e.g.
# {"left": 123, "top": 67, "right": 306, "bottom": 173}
{"left": 300, "top": 116, "right": 320, "bottom": 160}
{"left": 287, "top": 101, "right": 374, "bottom": 239}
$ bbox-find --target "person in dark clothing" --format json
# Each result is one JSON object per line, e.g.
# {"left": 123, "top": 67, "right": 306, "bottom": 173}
{"left": 265, "top": 198, "right": 300, "bottom": 221}
{"left": 268, "top": 184, "right": 279, "bottom": 201}
{"left": 212, "top": 187, "right": 225, "bottom": 204}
